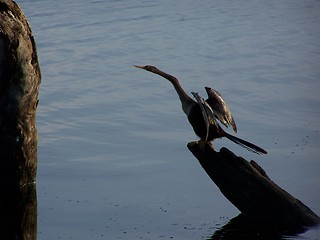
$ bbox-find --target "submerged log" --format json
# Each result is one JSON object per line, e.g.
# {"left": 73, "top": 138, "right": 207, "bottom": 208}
{"left": 0, "top": 0, "right": 40, "bottom": 238}
{"left": 187, "top": 142, "right": 320, "bottom": 228}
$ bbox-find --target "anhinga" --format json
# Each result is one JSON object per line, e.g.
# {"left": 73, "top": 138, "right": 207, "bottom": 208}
{"left": 134, "top": 65, "right": 267, "bottom": 155}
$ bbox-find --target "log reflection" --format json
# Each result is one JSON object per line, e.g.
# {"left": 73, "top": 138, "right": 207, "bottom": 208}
{"left": 0, "top": 184, "right": 37, "bottom": 240}
{"left": 210, "top": 214, "right": 307, "bottom": 240}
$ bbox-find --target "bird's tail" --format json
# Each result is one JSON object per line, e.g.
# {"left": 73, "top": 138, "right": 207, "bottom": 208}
{"left": 224, "top": 132, "right": 267, "bottom": 155}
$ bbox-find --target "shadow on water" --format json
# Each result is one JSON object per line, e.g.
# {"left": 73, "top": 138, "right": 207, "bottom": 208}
{"left": 209, "top": 214, "right": 308, "bottom": 240}
{"left": 0, "top": 185, "right": 37, "bottom": 240}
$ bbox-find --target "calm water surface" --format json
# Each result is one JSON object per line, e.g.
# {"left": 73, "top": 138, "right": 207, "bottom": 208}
{"left": 17, "top": 0, "right": 320, "bottom": 239}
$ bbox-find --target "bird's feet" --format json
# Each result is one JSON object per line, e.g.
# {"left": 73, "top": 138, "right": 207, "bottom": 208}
{"left": 196, "top": 139, "right": 212, "bottom": 152}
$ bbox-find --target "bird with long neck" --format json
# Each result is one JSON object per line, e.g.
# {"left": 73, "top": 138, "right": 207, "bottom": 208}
{"left": 134, "top": 65, "right": 267, "bottom": 154}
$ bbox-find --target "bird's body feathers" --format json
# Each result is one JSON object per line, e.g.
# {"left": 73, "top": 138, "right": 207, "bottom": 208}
{"left": 134, "top": 65, "right": 267, "bottom": 154}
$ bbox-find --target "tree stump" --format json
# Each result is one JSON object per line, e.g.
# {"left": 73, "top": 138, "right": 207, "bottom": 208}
{"left": 0, "top": 0, "right": 40, "bottom": 238}
{"left": 187, "top": 142, "right": 320, "bottom": 228}
{"left": 0, "top": 0, "right": 40, "bottom": 187}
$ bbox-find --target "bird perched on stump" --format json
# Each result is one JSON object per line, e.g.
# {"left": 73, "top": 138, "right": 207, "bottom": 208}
{"left": 134, "top": 65, "right": 267, "bottom": 154}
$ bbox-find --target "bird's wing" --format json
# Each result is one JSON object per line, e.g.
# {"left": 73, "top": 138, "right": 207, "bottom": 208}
{"left": 191, "top": 92, "right": 215, "bottom": 141}
{"left": 205, "top": 87, "right": 237, "bottom": 133}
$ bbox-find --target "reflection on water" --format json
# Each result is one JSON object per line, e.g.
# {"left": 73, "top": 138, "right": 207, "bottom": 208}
{"left": 211, "top": 214, "right": 307, "bottom": 240}
{"left": 0, "top": 185, "right": 37, "bottom": 240}
{"left": 16, "top": 0, "right": 320, "bottom": 239}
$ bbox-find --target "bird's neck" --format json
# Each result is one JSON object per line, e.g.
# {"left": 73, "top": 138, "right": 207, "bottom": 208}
{"left": 172, "top": 78, "right": 194, "bottom": 115}
{"left": 155, "top": 70, "right": 194, "bottom": 115}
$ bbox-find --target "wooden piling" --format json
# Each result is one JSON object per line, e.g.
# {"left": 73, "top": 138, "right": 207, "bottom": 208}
{"left": 0, "top": 0, "right": 41, "bottom": 187}
{"left": 0, "top": 0, "right": 40, "bottom": 238}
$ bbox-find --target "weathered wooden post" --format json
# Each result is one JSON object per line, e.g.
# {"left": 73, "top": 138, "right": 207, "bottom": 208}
{"left": 187, "top": 142, "right": 320, "bottom": 229}
{"left": 0, "top": 0, "right": 41, "bottom": 238}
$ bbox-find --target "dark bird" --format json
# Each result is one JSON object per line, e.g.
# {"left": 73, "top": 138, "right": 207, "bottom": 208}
{"left": 134, "top": 65, "right": 267, "bottom": 154}
{"left": 205, "top": 86, "right": 237, "bottom": 133}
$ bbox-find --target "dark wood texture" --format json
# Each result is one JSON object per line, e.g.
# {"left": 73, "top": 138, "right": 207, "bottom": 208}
{"left": 0, "top": 0, "right": 40, "bottom": 238}
{"left": 0, "top": 0, "right": 41, "bottom": 187}
{"left": 187, "top": 142, "right": 320, "bottom": 227}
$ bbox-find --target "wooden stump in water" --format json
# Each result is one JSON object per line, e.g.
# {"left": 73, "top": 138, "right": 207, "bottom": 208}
{"left": 0, "top": 0, "right": 41, "bottom": 187}
{"left": 0, "top": 0, "right": 40, "bottom": 238}
{"left": 187, "top": 142, "right": 320, "bottom": 228}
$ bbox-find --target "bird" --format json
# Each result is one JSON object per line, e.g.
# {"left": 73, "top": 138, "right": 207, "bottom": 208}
{"left": 134, "top": 65, "right": 267, "bottom": 154}
{"left": 205, "top": 86, "right": 237, "bottom": 133}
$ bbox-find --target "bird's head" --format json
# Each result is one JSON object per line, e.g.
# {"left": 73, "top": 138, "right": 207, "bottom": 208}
{"left": 134, "top": 65, "right": 160, "bottom": 73}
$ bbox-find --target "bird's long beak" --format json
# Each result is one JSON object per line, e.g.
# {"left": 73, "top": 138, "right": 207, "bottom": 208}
{"left": 133, "top": 65, "right": 144, "bottom": 69}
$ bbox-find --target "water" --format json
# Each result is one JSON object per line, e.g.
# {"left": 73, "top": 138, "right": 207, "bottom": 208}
{"left": 16, "top": 0, "right": 320, "bottom": 239}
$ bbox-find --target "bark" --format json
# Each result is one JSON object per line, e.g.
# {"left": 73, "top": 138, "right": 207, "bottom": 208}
{"left": 0, "top": 0, "right": 40, "bottom": 239}
{"left": 0, "top": 0, "right": 40, "bottom": 187}
{"left": 187, "top": 142, "right": 320, "bottom": 228}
